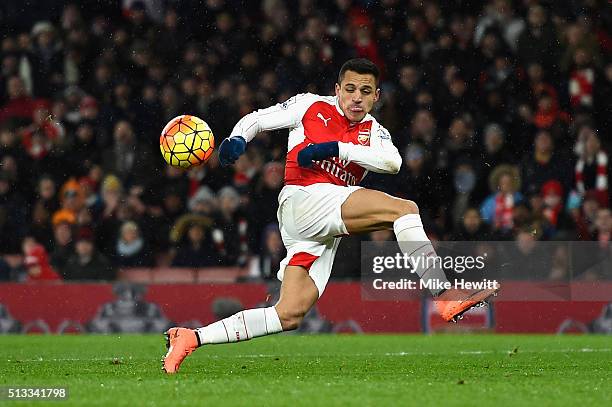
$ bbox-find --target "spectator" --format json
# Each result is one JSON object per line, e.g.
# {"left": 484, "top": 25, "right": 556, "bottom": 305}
{"left": 97, "top": 174, "right": 122, "bottom": 220}
{"left": 0, "top": 76, "right": 35, "bottom": 126}
{"left": 438, "top": 115, "right": 477, "bottom": 172}
{"left": 188, "top": 186, "right": 216, "bottom": 217}
{"left": 0, "top": 171, "right": 28, "bottom": 253}
{"left": 398, "top": 144, "right": 440, "bottom": 208}
{"left": 574, "top": 126, "right": 609, "bottom": 207}
{"left": 249, "top": 162, "right": 285, "bottom": 250}
{"left": 172, "top": 222, "right": 218, "bottom": 268}
{"left": 21, "top": 101, "right": 66, "bottom": 163}
{"left": 26, "top": 21, "right": 64, "bottom": 98}
{"left": 526, "top": 62, "right": 556, "bottom": 106}
{"left": 101, "top": 120, "right": 154, "bottom": 186}
{"left": 438, "top": 77, "right": 476, "bottom": 131}
{"left": 395, "top": 64, "right": 422, "bottom": 128}
{"left": 0, "top": 127, "right": 27, "bottom": 166}
{"left": 23, "top": 242, "right": 61, "bottom": 282}
{"left": 474, "top": 0, "right": 525, "bottom": 51}
{"left": 480, "top": 165, "right": 523, "bottom": 233}
{"left": 51, "top": 178, "right": 84, "bottom": 227}
{"left": 572, "top": 191, "right": 601, "bottom": 240}
{"left": 450, "top": 207, "right": 490, "bottom": 241}
{"left": 248, "top": 223, "right": 286, "bottom": 280}
{"left": 593, "top": 62, "right": 612, "bottom": 131}
{"left": 548, "top": 244, "right": 570, "bottom": 281}
{"left": 561, "top": 20, "right": 603, "bottom": 73}
{"left": 115, "top": 221, "right": 152, "bottom": 268}
{"left": 532, "top": 88, "right": 569, "bottom": 136}
{"left": 160, "top": 185, "right": 186, "bottom": 225}
{"left": 88, "top": 63, "right": 114, "bottom": 104}
{"left": 501, "top": 226, "right": 550, "bottom": 280}
{"left": 28, "top": 199, "right": 54, "bottom": 249}
{"left": 155, "top": 7, "right": 186, "bottom": 65}
{"left": 78, "top": 176, "right": 102, "bottom": 214}
{"left": 520, "top": 130, "right": 571, "bottom": 196}
{"left": 593, "top": 208, "right": 612, "bottom": 244}
{"left": 512, "top": 200, "right": 535, "bottom": 235}
{"left": 146, "top": 165, "right": 190, "bottom": 211}
{"left": 516, "top": 5, "right": 560, "bottom": 75}
{"left": 49, "top": 220, "right": 74, "bottom": 271}
{"left": 540, "top": 180, "right": 571, "bottom": 237}
{"left": 409, "top": 109, "right": 438, "bottom": 151}
{"left": 569, "top": 48, "right": 597, "bottom": 112}
{"left": 576, "top": 210, "right": 612, "bottom": 280}
{"left": 63, "top": 227, "right": 115, "bottom": 280}
{"left": 35, "top": 175, "right": 59, "bottom": 214}
{"left": 449, "top": 160, "right": 480, "bottom": 228}
{"left": 214, "top": 186, "right": 249, "bottom": 266}
{"left": 169, "top": 186, "right": 216, "bottom": 246}
{"left": 68, "top": 120, "right": 102, "bottom": 174}
{"left": 475, "top": 123, "right": 514, "bottom": 200}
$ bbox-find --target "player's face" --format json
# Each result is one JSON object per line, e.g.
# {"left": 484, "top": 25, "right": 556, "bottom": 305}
{"left": 335, "top": 70, "right": 380, "bottom": 124}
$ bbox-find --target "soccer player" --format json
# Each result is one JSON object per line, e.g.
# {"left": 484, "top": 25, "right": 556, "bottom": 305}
{"left": 163, "top": 58, "right": 498, "bottom": 373}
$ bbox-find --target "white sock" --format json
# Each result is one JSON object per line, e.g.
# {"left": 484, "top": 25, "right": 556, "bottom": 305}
{"left": 393, "top": 214, "right": 450, "bottom": 296}
{"left": 195, "top": 306, "right": 283, "bottom": 345}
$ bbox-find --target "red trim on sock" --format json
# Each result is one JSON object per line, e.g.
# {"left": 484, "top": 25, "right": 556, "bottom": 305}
{"left": 263, "top": 309, "right": 268, "bottom": 335}
{"left": 221, "top": 320, "right": 230, "bottom": 342}
{"left": 241, "top": 311, "right": 249, "bottom": 339}
{"left": 287, "top": 252, "right": 319, "bottom": 271}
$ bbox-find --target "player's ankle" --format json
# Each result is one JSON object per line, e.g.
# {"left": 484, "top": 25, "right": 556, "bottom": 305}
{"left": 192, "top": 329, "right": 202, "bottom": 347}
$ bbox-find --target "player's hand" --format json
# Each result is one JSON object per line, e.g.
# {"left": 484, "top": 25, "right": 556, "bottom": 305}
{"left": 297, "top": 142, "right": 339, "bottom": 168}
{"left": 218, "top": 136, "right": 247, "bottom": 166}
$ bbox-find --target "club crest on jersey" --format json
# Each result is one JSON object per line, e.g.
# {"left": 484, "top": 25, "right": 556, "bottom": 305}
{"left": 357, "top": 129, "right": 370, "bottom": 145}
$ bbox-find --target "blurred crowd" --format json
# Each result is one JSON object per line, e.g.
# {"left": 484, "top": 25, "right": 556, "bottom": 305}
{"left": 0, "top": 0, "right": 611, "bottom": 282}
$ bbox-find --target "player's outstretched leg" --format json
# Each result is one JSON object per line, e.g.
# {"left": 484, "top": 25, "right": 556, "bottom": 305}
{"left": 341, "top": 188, "right": 499, "bottom": 322}
{"left": 162, "top": 265, "right": 318, "bottom": 373}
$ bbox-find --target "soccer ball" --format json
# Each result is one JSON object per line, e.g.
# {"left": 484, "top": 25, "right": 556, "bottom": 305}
{"left": 160, "top": 115, "right": 214, "bottom": 169}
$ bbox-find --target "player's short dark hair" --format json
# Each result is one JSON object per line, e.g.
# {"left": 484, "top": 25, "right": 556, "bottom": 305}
{"left": 338, "top": 58, "right": 379, "bottom": 85}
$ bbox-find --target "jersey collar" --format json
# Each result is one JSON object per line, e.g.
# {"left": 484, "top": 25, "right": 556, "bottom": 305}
{"left": 334, "top": 96, "right": 345, "bottom": 117}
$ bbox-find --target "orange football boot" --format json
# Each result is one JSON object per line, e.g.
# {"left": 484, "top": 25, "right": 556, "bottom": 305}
{"left": 434, "top": 286, "right": 500, "bottom": 322}
{"left": 162, "top": 327, "right": 200, "bottom": 374}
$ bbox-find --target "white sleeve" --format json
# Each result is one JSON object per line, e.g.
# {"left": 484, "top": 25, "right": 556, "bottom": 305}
{"left": 338, "top": 122, "right": 402, "bottom": 174}
{"left": 229, "top": 93, "right": 317, "bottom": 142}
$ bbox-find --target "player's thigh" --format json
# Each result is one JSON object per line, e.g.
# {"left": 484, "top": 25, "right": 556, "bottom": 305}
{"left": 341, "top": 188, "right": 418, "bottom": 234}
{"left": 275, "top": 265, "right": 319, "bottom": 326}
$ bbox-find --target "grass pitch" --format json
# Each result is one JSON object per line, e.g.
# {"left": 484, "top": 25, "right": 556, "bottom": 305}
{"left": 0, "top": 334, "right": 610, "bottom": 406}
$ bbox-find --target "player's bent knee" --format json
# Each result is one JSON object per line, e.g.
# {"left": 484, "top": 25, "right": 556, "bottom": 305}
{"left": 404, "top": 200, "right": 419, "bottom": 215}
{"left": 392, "top": 199, "right": 419, "bottom": 219}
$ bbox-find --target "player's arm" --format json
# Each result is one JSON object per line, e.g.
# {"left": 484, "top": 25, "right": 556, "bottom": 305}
{"left": 218, "top": 94, "right": 317, "bottom": 166}
{"left": 338, "top": 124, "right": 402, "bottom": 174}
{"left": 298, "top": 123, "right": 402, "bottom": 174}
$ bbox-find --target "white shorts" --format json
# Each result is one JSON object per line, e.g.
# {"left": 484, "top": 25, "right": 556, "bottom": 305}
{"left": 276, "top": 183, "right": 362, "bottom": 296}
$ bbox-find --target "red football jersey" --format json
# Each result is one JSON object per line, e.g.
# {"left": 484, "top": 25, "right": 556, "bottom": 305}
{"left": 230, "top": 93, "right": 400, "bottom": 187}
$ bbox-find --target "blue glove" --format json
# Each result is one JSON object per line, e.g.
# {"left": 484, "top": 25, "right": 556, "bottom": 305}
{"left": 218, "top": 136, "right": 247, "bottom": 166}
{"left": 297, "top": 142, "right": 339, "bottom": 168}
